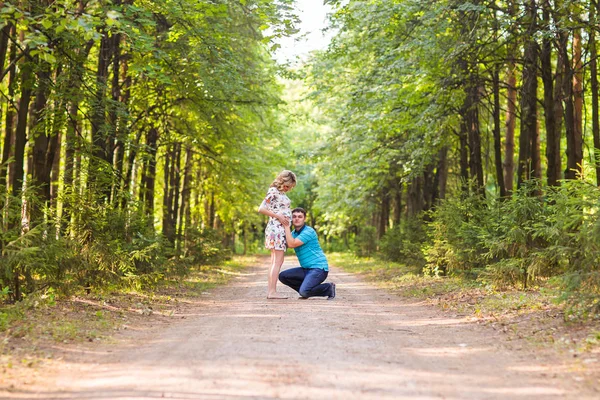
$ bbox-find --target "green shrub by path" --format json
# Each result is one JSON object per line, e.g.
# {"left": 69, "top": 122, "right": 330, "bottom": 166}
{"left": 328, "top": 252, "right": 421, "bottom": 283}
{"left": 0, "top": 194, "right": 232, "bottom": 305}
{"left": 0, "top": 256, "right": 256, "bottom": 346}
{"left": 184, "top": 228, "right": 232, "bottom": 265}
{"left": 355, "top": 226, "right": 377, "bottom": 258}
{"left": 426, "top": 180, "right": 600, "bottom": 319}
{"left": 331, "top": 179, "right": 600, "bottom": 320}
{"left": 379, "top": 217, "right": 428, "bottom": 269}
{"left": 329, "top": 252, "right": 561, "bottom": 317}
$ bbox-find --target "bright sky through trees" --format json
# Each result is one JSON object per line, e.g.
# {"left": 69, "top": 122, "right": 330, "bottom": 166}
{"left": 274, "top": 0, "right": 333, "bottom": 63}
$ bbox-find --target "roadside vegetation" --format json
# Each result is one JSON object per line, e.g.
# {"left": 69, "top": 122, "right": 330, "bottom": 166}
{"left": 1, "top": 255, "right": 256, "bottom": 373}
{"left": 329, "top": 250, "right": 600, "bottom": 354}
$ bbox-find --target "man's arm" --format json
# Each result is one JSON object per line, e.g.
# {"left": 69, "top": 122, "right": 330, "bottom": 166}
{"left": 258, "top": 204, "right": 288, "bottom": 224}
{"left": 284, "top": 224, "right": 304, "bottom": 248}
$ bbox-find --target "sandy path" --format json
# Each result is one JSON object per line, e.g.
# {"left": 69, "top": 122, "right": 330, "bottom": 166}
{"left": 2, "top": 257, "right": 598, "bottom": 400}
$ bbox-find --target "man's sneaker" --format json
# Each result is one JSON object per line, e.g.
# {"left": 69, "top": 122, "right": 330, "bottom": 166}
{"left": 327, "top": 282, "right": 336, "bottom": 300}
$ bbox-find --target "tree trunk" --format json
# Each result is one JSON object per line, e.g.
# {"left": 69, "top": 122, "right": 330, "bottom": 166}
{"left": 573, "top": 26, "right": 584, "bottom": 179}
{"left": 406, "top": 176, "right": 422, "bottom": 217}
{"left": 91, "top": 31, "right": 111, "bottom": 160}
{"left": 114, "top": 58, "right": 130, "bottom": 205}
{"left": 89, "top": 30, "right": 115, "bottom": 198}
{"left": 47, "top": 67, "right": 64, "bottom": 209}
{"left": 0, "top": 22, "right": 11, "bottom": 78}
{"left": 109, "top": 33, "right": 121, "bottom": 205}
{"left": 162, "top": 144, "right": 172, "bottom": 238}
{"left": 1, "top": 24, "right": 17, "bottom": 190}
{"left": 122, "top": 129, "right": 142, "bottom": 209}
{"left": 541, "top": 4, "right": 562, "bottom": 186}
{"left": 592, "top": 5, "right": 600, "bottom": 185}
{"left": 569, "top": 26, "right": 584, "bottom": 180}
{"left": 49, "top": 129, "right": 60, "bottom": 206}
{"left": 466, "top": 85, "right": 484, "bottom": 192}
{"left": 208, "top": 192, "right": 215, "bottom": 229}
{"left": 504, "top": 0, "right": 518, "bottom": 193}
{"left": 162, "top": 141, "right": 181, "bottom": 243}
{"left": 194, "top": 163, "right": 203, "bottom": 228}
{"left": 533, "top": 119, "right": 542, "bottom": 180}
{"left": 504, "top": 64, "right": 517, "bottom": 193}
{"left": 62, "top": 40, "right": 93, "bottom": 233}
{"left": 436, "top": 146, "right": 448, "bottom": 201}
{"left": 142, "top": 126, "right": 158, "bottom": 218}
{"left": 422, "top": 162, "right": 436, "bottom": 211}
{"left": 393, "top": 180, "right": 402, "bottom": 226}
{"left": 12, "top": 60, "right": 33, "bottom": 196}
{"left": 378, "top": 184, "right": 389, "bottom": 240}
{"left": 178, "top": 145, "right": 192, "bottom": 252}
{"left": 517, "top": 1, "right": 538, "bottom": 189}
{"left": 459, "top": 125, "right": 469, "bottom": 190}
{"left": 561, "top": 27, "right": 577, "bottom": 180}
{"left": 30, "top": 61, "right": 53, "bottom": 222}
{"left": 171, "top": 142, "right": 181, "bottom": 243}
{"left": 492, "top": 67, "right": 506, "bottom": 197}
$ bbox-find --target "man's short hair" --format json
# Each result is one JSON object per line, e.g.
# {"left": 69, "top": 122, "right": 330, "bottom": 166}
{"left": 292, "top": 207, "right": 306, "bottom": 217}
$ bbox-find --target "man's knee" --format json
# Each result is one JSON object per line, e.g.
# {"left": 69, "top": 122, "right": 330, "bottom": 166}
{"left": 298, "top": 288, "right": 310, "bottom": 298}
{"left": 278, "top": 270, "right": 290, "bottom": 283}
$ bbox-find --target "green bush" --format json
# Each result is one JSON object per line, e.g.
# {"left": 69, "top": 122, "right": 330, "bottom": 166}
{"left": 0, "top": 193, "right": 173, "bottom": 301}
{"left": 355, "top": 226, "right": 377, "bottom": 258}
{"left": 184, "top": 228, "right": 232, "bottom": 265}
{"left": 425, "top": 179, "right": 600, "bottom": 317}
{"left": 479, "top": 181, "right": 553, "bottom": 288}
{"left": 542, "top": 180, "right": 600, "bottom": 316}
{"left": 426, "top": 191, "right": 492, "bottom": 278}
{"left": 379, "top": 217, "right": 427, "bottom": 268}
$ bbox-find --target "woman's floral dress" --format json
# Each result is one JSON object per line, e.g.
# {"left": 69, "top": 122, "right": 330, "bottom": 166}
{"left": 261, "top": 186, "right": 292, "bottom": 250}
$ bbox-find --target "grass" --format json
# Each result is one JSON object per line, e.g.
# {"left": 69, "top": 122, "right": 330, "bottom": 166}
{"left": 328, "top": 252, "right": 471, "bottom": 297}
{"left": 0, "top": 255, "right": 257, "bottom": 353}
{"left": 329, "top": 252, "right": 554, "bottom": 312}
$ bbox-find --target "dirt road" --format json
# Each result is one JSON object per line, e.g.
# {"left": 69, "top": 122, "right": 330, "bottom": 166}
{"left": 3, "top": 257, "right": 598, "bottom": 399}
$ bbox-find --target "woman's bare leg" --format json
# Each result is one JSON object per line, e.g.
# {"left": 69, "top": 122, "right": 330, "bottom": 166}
{"left": 267, "top": 250, "right": 288, "bottom": 299}
{"left": 267, "top": 250, "right": 275, "bottom": 295}
{"left": 268, "top": 250, "right": 275, "bottom": 289}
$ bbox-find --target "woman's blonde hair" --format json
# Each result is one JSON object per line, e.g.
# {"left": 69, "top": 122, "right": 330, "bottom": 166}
{"left": 270, "top": 170, "right": 297, "bottom": 191}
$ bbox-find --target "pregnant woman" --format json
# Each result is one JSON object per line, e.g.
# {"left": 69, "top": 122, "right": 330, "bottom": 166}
{"left": 258, "top": 170, "right": 297, "bottom": 299}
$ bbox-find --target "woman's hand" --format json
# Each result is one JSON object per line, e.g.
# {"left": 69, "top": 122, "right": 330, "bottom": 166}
{"left": 277, "top": 214, "right": 289, "bottom": 226}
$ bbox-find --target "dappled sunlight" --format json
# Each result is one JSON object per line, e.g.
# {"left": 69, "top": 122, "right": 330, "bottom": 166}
{"left": 7, "top": 353, "right": 578, "bottom": 400}
{"left": 406, "top": 346, "right": 490, "bottom": 358}
{"left": 216, "top": 313, "right": 286, "bottom": 318}
{"left": 211, "top": 268, "right": 252, "bottom": 276}
{"left": 482, "top": 387, "right": 566, "bottom": 395}
{"left": 388, "top": 317, "right": 472, "bottom": 327}
{"left": 6, "top": 261, "right": 595, "bottom": 400}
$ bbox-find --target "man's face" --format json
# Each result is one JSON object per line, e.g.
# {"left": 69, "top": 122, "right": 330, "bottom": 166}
{"left": 291, "top": 212, "right": 305, "bottom": 229}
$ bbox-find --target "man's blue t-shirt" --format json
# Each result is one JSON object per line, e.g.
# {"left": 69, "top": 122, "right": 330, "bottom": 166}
{"left": 291, "top": 225, "right": 329, "bottom": 271}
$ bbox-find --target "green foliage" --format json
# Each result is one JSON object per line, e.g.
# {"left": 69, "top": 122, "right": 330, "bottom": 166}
{"left": 426, "top": 191, "right": 491, "bottom": 279}
{"left": 541, "top": 181, "right": 600, "bottom": 317}
{"left": 426, "top": 181, "right": 600, "bottom": 317}
{"left": 427, "top": 182, "right": 553, "bottom": 287}
{"left": 354, "top": 226, "right": 377, "bottom": 258}
{"left": 379, "top": 217, "right": 427, "bottom": 268}
{"left": 185, "top": 228, "right": 232, "bottom": 265}
{"left": 0, "top": 189, "right": 173, "bottom": 301}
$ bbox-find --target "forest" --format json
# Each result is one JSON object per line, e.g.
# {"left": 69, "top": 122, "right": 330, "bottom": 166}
{"left": 1, "top": 0, "right": 599, "bottom": 318}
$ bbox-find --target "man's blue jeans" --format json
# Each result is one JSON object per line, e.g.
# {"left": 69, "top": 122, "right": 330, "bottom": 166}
{"left": 279, "top": 267, "right": 333, "bottom": 298}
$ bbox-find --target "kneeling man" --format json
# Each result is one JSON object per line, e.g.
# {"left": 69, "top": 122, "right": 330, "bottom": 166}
{"left": 279, "top": 207, "right": 336, "bottom": 300}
